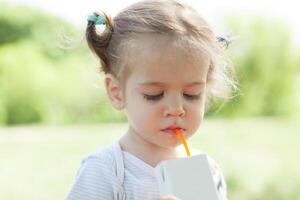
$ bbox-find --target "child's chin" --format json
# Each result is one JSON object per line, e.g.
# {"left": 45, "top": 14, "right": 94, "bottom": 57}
{"left": 163, "top": 140, "right": 182, "bottom": 149}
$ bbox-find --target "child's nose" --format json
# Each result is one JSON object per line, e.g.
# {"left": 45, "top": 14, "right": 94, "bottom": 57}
{"left": 163, "top": 96, "right": 186, "bottom": 117}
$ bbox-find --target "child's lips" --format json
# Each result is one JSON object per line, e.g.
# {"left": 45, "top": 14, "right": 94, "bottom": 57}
{"left": 161, "top": 127, "right": 186, "bottom": 135}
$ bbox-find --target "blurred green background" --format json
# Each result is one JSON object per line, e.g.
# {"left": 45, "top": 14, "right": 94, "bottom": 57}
{"left": 0, "top": 2, "right": 300, "bottom": 200}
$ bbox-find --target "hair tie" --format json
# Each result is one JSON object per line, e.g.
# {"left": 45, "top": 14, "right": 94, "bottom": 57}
{"left": 217, "top": 35, "right": 231, "bottom": 49}
{"left": 87, "top": 14, "right": 105, "bottom": 25}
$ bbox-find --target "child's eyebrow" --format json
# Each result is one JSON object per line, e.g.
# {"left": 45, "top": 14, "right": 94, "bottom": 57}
{"left": 138, "top": 82, "right": 166, "bottom": 86}
{"left": 138, "top": 81, "right": 205, "bottom": 87}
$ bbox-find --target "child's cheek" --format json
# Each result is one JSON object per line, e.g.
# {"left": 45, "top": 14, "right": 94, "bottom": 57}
{"left": 130, "top": 102, "right": 152, "bottom": 128}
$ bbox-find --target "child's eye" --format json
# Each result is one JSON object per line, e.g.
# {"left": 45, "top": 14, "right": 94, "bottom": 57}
{"left": 183, "top": 93, "right": 201, "bottom": 100}
{"left": 143, "top": 93, "right": 164, "bottom": 101}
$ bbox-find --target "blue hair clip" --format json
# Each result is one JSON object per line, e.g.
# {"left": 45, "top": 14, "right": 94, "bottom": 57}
{"left": 87, "top": 14, "right": 105, "bottom": 25}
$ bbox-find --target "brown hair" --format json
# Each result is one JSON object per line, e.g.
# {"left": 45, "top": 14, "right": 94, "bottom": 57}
{"left": 86, "top": 0, "right": 236, "bottom": 99}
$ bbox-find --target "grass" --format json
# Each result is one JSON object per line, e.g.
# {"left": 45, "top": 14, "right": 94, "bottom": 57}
{"left": 0, "top": 118, "right": 299, "bottom": 200}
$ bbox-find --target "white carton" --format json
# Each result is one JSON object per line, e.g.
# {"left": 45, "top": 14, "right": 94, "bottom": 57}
{"left": 154, "top": 154, "right": 220, "bottom": 200}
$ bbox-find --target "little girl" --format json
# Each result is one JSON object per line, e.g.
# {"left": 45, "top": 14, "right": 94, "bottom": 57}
{"left": 66, "top": 0, "right": 234, "bottom": 199}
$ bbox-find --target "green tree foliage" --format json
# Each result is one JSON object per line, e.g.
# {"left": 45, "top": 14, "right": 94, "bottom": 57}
{"left": 207, "top": 15, "right": 300, "bottom": 117}
{"left": 0, "top": 3, "right": 126, "bottom": 125}
{"left": 0, "top": 3, "right": 78, "bottom": 59}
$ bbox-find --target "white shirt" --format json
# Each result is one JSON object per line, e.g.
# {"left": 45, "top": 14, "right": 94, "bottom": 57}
{"left": 65, "top": 142, "right": 228, "bottom": 200}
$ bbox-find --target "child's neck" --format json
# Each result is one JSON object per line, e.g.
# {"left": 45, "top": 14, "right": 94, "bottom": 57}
{"left": 119, "top": 127, "right": 182, "bottom": 167}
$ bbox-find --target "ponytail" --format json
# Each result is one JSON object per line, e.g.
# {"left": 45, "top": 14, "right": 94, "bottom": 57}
{"left": 86, "top": 11, "right": 114, "bottom": 74}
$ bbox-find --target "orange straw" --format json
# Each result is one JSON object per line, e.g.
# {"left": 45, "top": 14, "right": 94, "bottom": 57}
{"left": 175, "top": 128, "right": 191, "bottom": 157}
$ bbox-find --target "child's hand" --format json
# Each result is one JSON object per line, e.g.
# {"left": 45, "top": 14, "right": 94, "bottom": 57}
{"left": 158, "top": 195, "right": 181, "bottom": 200}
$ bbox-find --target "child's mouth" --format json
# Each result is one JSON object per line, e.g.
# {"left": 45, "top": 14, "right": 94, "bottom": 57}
{"left": 161, "top": 128, "right": 186, "bottom": 136}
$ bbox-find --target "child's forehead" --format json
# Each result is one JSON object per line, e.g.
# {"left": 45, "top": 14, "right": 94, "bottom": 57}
{"left": 127, "top": 36, "right": 210, "bottom": 81}
{"left": 132, "top": 63, "right": 208, "bottom": 87}
{"left": 129, "top": 54, "right": 209, "bottom": 88}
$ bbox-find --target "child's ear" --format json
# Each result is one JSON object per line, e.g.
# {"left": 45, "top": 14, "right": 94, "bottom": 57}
{"left": 104, "top": 74, "right": 125, "bottom": 110}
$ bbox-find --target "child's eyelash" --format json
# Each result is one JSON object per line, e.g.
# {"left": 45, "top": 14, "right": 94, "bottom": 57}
{"left": 183, "top": 93, "right": 201, "bottom": 100}
{"left": 143, "top": 93, "right": 202, "bottom": 101}
{"left": 143, "top": 93, "right": 164, "bottom": 101}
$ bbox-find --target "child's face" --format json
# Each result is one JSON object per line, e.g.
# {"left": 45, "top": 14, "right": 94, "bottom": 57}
{"left": 123, "top": 47, "right": 210, "bottom": 150}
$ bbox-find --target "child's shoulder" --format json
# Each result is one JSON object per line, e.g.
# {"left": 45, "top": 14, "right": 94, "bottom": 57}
{"left": 66, "top": 143, "right": 124, "bottom": 199}
{"left": 81, "top": 143, "right": 118, "bottom": 167}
